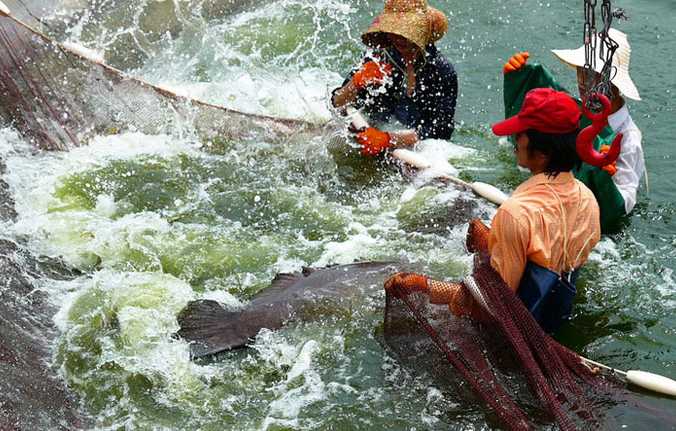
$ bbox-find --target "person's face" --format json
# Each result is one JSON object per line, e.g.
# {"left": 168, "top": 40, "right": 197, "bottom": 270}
{"left": 577, "top": 67, "right": 623, "bottom": 105}
{"left": 513, "top": 132, "right": 531, "bottom": 169}
{"left": 386, "top": 33, "right": 418, "bottom": 59}
{"left": 514, "top": 132, "right": 549, "bottom": 174}
{"left": 576, "top": 67, "right": 601, "bottom": 101}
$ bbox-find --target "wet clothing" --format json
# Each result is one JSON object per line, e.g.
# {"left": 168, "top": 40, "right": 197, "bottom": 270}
{"left": 488, "top": 172, "right": 601, "bottom": 293}
{"left": 504, "top": 63, "right": 645, "bottom": 232}
{"left": 517, "top": 262, "right": 579, "bottom": 334}
{"left": 426, "top": 174, "right": 600, "bottom": 332}
{"left": 335, "top": 44, "right": 458, "bottom": 140}
{"left": 489, "top": 172, "right": 601, "bottom": 333}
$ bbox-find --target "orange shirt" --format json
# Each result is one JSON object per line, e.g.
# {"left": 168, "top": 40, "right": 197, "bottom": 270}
{"left": 488, "top": 172, "right": 601, "bottom": 291}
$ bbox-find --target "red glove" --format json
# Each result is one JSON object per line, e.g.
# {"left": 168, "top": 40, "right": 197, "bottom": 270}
{"left": 503, "top": 51, "right": 529, "bottom": 74}
{"left": 352, "top": 61, "right": 393, "bottom": 90}
{"left": 599, "top": 145, "right": 618, "bottom": 176}
{"left": 384, "top": 272, "right": 429, "bottom": 298}
{"left": 355, "top": 127, "right": 392, "bottom": 156}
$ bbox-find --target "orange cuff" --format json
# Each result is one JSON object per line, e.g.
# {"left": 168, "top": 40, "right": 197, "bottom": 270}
{"left": 428, "top": 279, "right": 462, "bottom": 304}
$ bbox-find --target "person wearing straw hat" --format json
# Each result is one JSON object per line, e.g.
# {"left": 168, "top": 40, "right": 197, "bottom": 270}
{"left": 331, "top": 0, "right": 457, "bottom": 156}
{"left": 501, "top": 28, "right": 645, "bottom": 233}
{"left": 385, "top": 87, "right": 601, "bottom": 334}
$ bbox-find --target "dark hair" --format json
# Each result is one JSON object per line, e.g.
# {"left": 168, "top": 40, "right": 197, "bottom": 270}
{"left": 525, "top": 129, "right": 581, "bottom": 177}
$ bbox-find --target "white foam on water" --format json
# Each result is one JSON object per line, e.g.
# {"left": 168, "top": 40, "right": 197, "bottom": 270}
{"left": 312, "top": 222, "right": 384, "bottom": 267}
{"left": 4, "top": 132, "right": 198, "bottom": 221}
{"left": 129, "top": 0, "right": 358, "bottom": 127}
{"left": 158, "top": 68, "right": 341, "bottom": 124}
{"left": 51, "top": 269, "right": 231, "bottom": 406}
{"left": 256, "top": 338, "right": 326, "bottom": 428}
{"left": 420, "top": 387, "right": 444, "bottom": 426}
{"left": 396, "top": 140, "right": 479, "bottom": 188}
{"left": 200, "top": 289, "right": 245, "bottom": 310}
{"left": 589, "top": 236, "right": 675, "bottom": 308}
{"left": 589, "top": 237, "right": 622, "bottom": 262}
{"left": 417, "top": 139, "right": 477, "bottom": 160}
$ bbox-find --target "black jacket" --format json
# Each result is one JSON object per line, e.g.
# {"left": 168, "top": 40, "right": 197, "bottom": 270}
{"left": 335, "top": 44, "right": 458, "bottom": 140}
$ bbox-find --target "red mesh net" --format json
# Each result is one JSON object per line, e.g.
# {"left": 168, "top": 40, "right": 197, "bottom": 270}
{"left": 384, "top": 221, "right": 632, "bottom": 430}
{"left": 0, "top": 14, "right": 310, "bottom": 151}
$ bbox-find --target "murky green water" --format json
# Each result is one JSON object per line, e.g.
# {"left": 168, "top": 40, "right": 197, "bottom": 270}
{"left": 2, "top": 0, "right": 675, "bottom": 429}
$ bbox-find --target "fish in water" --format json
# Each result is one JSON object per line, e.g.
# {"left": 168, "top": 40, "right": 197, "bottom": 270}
{"left": 177, "top": 262, "right": 405, "bottom": 358}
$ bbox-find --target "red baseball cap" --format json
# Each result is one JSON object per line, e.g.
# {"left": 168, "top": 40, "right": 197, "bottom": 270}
{"left": 492, "top": 88, "right": 581, "bottom": 136}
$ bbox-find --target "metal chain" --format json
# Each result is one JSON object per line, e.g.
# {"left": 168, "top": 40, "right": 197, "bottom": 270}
{"left": 596, "top": 0, "right": 619, "bottom": 98}
{"left": 583, "top": 0, "right": 597, "bottom": 76}
{"left": 583, "top": 0, "right": 620, "bottom": 109}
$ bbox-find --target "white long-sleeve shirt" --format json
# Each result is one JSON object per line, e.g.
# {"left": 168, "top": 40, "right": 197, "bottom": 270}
{"left": 609, "top": 104, "right": 645, "bottom": 213}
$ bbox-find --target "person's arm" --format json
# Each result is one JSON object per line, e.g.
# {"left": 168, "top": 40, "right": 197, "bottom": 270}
{"left": 331, "top": 60, "right": 393, "bottom": 109}
{"left": 354, "top": 128, "right": 419, "bottom": 155}
{"left": 390, "top": 130, "right": 419, "bottom": 148}
{"left": 383, "top": 272, "right": 485, "bottom": 319}
{"left": 332, "top": 80, "right": 360, "bottom": 109}
{"left": 503, "top": 53, "right": 568, "bottom": 119}
{"left": 611, "top": 128, "right": 644, "bottom": 213}
{"left": 487, "top": 208, "right": 530, "bottom": 292}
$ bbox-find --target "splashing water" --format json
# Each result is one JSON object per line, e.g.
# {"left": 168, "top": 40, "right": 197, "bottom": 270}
{"left": 1, "top": 0, "right": 675, "bottom": 429}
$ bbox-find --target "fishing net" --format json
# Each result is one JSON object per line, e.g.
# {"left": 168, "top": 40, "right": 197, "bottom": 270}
{"left": 384, "top": 221, "right": 632, "bottom": 430}
{"left": 0, "top": 12, "right": 314, "bottom": 150}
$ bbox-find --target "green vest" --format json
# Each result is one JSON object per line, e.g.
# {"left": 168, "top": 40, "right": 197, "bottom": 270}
{"left": 503, "top": 64, "right": 627, "bottom": 233}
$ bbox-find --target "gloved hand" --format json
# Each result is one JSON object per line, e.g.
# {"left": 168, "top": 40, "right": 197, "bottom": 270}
{"left": 503, "top": 51, "right": 530, "bottom": 74}
{"left": 384, "top": 272, "right": 429, "bottom": 298}
{"left": 352, "top": 61, "right": 393, "bottom": 90}
{"left": 355, "top": 127, "right": 392, "bottom": 156}
{"left": 599, "top": 145, "right": 618, "bottom": 176}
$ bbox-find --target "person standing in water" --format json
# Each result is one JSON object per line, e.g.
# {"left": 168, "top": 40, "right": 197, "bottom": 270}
{"left": 385, "top": 88, "right": 601, "bottom": 334}
{"left": 332, "top": 0, "right": 457, "bottom": 156}
{"left": 502, "top": 29, "right": 644, "bottom": 233}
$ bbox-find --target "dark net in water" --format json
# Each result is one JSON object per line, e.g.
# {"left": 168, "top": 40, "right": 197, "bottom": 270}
{"left": 384, "top": 238, "right": 675, "bottom": 430}
{"left": 0, "top": 13, "right": 313, "bottom": 150}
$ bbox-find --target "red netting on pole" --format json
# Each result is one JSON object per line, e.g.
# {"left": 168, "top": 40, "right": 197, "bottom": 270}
{"left": 0, "top": 14, "right": 312, "bottom": 151}
{"left": 384, "top": 251, "right": 631, "bottom": 430}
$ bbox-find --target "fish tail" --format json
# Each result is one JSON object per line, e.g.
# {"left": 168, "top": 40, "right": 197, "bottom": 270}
{"left": 176, "top": 300, "right": 249, "bottom": 358}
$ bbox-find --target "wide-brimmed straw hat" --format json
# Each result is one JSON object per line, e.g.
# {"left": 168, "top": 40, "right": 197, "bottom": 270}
{"left": 551, "top": 28, "right": 641, "bottom": 101}
{"left": 362, "top": 0, "right": 448, "bottom": 53}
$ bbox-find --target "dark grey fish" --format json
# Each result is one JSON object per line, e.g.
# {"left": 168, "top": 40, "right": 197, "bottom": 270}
{"left": 177, "top": 262, "right": 403, "bottom": 358}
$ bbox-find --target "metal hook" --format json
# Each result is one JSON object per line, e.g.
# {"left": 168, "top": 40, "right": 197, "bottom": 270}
{"left": 576, "top": 93, "right": 622, "bottom": 168}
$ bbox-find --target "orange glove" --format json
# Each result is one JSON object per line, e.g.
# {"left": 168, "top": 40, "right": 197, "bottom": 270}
{"left": 384, "top": 272, "right": 429, "bottom": 299}
{"left": 352, "top": 61, "right": 393, "bottom": 90}
{"left": 599, "top": 145, "right": 618, "bottom": 176}
{"left": 355, "top": 127, "right": 392, "bottom": 156}
{"left": 503, "top": 51, "right": 530, "bottom": 74}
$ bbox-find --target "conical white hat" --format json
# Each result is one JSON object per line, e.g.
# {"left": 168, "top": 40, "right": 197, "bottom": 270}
{"left": 551, "top": 28, "right": 641, "bottom": 101}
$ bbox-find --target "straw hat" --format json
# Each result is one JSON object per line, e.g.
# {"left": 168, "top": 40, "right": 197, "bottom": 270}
{"left": 551, "top": 28, "right": 641, "bottom": 101}
{"left": 428, "top": 7, "right": 448, "bottom": 43}
{"left": 362, "top": 0, "right": 448, "bottom": 53}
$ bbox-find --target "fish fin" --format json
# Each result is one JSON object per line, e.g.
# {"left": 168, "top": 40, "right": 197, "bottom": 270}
{"left": 270, "top": 272, "right": 304, "bottom": 289}
{"left": 176, "top": 300, "right": 251, "bottom": 358}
